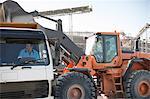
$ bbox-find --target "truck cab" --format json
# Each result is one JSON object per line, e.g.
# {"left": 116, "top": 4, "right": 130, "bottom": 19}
{"left": 0, "top": 24, "right": 54, "bottom": 98}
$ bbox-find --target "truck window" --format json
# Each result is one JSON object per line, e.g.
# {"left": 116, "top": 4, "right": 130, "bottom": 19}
{"left": 0, "top": 38, "right": 49, "bottom": 66}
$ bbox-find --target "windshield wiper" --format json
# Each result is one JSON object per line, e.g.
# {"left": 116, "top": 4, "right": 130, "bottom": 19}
{"left": 11, "top": 64, "right": 20, "bottom": 70}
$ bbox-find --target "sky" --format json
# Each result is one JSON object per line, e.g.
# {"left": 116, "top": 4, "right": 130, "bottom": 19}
{"left": 1, "top": 0, "right": 150, "bottom": 37}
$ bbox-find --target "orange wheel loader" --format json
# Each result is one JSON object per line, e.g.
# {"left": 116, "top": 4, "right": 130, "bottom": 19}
{"left": 61, "top": 32, "right": 150, "bottom": 99}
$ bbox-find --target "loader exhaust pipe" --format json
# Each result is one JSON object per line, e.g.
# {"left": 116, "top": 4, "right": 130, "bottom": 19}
{"left": 135, "top": 37, "right": 140, "bottom": 51}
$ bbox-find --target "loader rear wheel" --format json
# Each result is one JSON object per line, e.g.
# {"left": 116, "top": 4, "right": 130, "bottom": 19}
{"left": 55, "top": 72, "right": 96, "bottom": 99}
{"left": 125, "top": 70, "right": 150, "bottom": 99}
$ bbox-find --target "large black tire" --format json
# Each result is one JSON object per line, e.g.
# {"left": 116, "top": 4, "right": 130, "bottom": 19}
{"left": 125, "top": 70, "right": 150, "bottom": 99}
{"left": 54, "top": 72, "right": 96, "bottom": 99}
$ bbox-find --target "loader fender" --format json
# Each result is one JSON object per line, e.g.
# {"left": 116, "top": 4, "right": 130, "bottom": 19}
{"left": 123, "top": 58, "right": 143, "bottom": 80}
{"left": 67, "top": 68, "right": 91, "bottom": 73}
{"left": 67, "top": 68, "right": 95, "bottom": 86}
{"left": 67, "top": 68, "right": 92, "bottom": 78}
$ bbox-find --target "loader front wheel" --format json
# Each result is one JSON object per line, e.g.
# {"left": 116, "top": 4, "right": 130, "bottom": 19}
{"left": 55, "top": 72, "right": 96, "bottom": 99}
{"left": 125, "top": 70, "right": 150, "bottom": 99}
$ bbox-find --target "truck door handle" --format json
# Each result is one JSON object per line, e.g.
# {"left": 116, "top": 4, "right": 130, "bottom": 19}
{"left": 22, "top": 67, "right": 32, "bottom": 69}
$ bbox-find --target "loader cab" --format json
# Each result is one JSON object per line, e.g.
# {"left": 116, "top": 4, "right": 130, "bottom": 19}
{"left": 85, "top": 32, "right": 122, "bottom": 68}
{"left": 0, "top": 27, "right": 54, "bottom": 98}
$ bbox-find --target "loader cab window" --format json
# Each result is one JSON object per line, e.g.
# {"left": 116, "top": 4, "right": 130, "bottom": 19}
{"left": 85, "top": 34, "right": 117, "bottom": 63}
{"left": 85, "top": 35, "right": 103, "bottom": 62}
{"left": 104, "top": 36, "right": 117, "bottom": 62}
{"left": 92, "top": 36, "right": 103, "bottom": 62}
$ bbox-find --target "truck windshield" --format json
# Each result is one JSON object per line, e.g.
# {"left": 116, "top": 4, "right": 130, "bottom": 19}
{"left": 0, "top": 38, "right": 49, "bottom": 66}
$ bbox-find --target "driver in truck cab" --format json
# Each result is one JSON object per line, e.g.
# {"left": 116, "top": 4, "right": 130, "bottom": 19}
{"left": 18, "top": 43, "right": 40, "bottom": 60}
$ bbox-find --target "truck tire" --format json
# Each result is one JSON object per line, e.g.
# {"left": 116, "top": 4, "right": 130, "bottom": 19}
{"left": 125, "top": 70, "right": 150, "bottom": 99}
{"left": 54, "top": 72, "right": 96, "bottom": 99}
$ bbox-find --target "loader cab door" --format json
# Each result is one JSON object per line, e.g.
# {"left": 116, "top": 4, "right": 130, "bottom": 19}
{"left": 103, "top": 35, "right": 118, "bottom": 63}
{"left": 86, "top": 34, "right": 119, "bottom": 65}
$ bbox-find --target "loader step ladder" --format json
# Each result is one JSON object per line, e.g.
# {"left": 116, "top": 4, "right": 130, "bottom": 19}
{"left": 113, "top": 77, "right": 125, "bottom": 98}
{"left": 93, "top": 76, "right": 102, "bottom": 96}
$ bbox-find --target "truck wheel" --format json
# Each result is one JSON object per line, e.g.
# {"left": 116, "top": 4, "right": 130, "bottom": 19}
{"left": 55, "top": 72, "right": 96, "bottom": 99}
{"left": 125, "top": 70, "right": 150, "bottom": 99}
